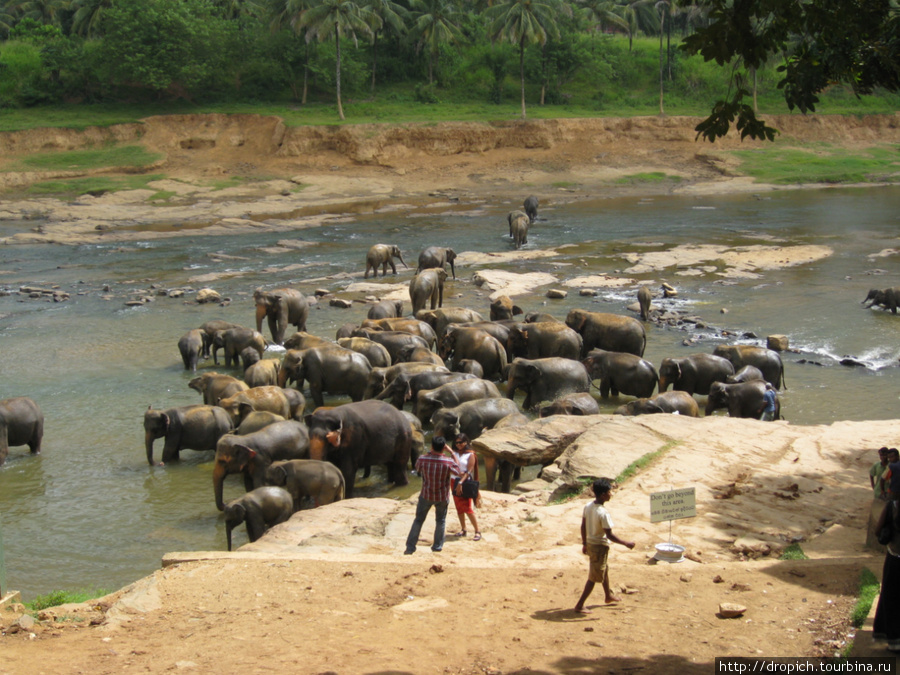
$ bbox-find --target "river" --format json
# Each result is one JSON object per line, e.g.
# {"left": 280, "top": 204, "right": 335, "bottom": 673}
{"left": 0, "top": 185, "right": 898, "bottom": 600}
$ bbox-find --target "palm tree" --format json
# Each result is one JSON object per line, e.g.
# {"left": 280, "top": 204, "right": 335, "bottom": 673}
{"left": 268, "top": 0, "right": 315, "bottom": 104}
{"left": 656, "top": 0, "right": 666, "bottom": 114}
{"left": 486, "top": 0, "right": 560, "bottom": 119}
{"left": 407, "top": 0, "right": 463, "bottom": 86}
{"left": 615, "top": 0, "right": 657, "bottom": 50}
{"left": 7, "top": 0, "right": 69, "bottom": 27}
{"left": 70, "top": 0, "right": 111, "bottom": 37}
{"left": 365, "top": 0, "right": 407, "bottom": 93}
{"left": 576, "top": 0, "right": 627, "bottom": 35}
{"left": 299, "top": 0, "right": 378, "bottom": 120}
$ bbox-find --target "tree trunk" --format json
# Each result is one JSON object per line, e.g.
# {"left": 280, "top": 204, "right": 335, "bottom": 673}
{"left": 752, "top": 66, "right": 758, "bottom": 112}
{"left": 302, "top": 42, "right": 309, "bottom": 105}
{"left": 540, "top": 42, "right": 546, "bottom": 106}
{"left": 371, "top": 31, "right": 379, "bottom": 94}
{"left": 519, "top": 38, "right": 526, "bottom": 119}
{"left": 335, "top": 24, "right": 345, "bottom": 120}
{"left": 658, "top": 9, "right": 665, "bottom": 115}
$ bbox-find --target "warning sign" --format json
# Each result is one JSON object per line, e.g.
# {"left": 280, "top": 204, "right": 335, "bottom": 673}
{"left": 650, "top": 487, "right": 696, "bottom": 524}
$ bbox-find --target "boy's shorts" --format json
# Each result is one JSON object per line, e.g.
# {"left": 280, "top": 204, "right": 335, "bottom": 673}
{"left": 586, "top": 543, "right": 610, "bottom": 582}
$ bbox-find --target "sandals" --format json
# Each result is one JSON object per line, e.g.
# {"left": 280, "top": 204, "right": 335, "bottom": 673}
{"left": 473, "top": 533, "right": 482, "bottom": 541}
{"left": 455, "top": 531, "right": 467, "bottom": 537}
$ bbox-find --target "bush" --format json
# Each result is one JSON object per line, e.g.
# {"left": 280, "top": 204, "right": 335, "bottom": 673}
{"left": 414, "top": 82, "right": 439, "bottom": 104}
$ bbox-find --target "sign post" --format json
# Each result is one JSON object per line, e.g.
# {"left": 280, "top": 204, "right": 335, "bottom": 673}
{"left": 649, "top": 487, "right": 696, "bottom": 559}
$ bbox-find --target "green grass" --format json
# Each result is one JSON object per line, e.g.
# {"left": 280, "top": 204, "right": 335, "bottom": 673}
{"left": 851, "top": 568, "right": 880, "bottom": 628}
{"left": 10, "top": 144, "right": 162, "bottom": 172}
{"left": 24, "top": 174, "right": 166, "bottom": 197}
{"left": 27, "top": 588, "right": 108, "bottom": 611}
{"left": 149, "top": 190, "right": 177, "bottom": 202}
{"left": 614, "top": 172, "right": 682, "bottom": 185}
{"left": 778, "top": 543, "right": 809, "bottom": 560}
{"left": 616, "top": 440, "right": 680, "bottom": 484}
{"left": 731, "top": 146, "right": 900, "bottom": 185}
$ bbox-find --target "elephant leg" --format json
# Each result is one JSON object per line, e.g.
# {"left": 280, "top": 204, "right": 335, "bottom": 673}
{"left": 389, "top": 261, "right": 397, "bottom": 275}
{"left": 483, "top": 455, "right": 498, "bottom": 491}
{"left": 599, "top": 380, "right": 610, "bottom": 398}
{"left": 499, "top": 461, "right": 514, "bottom": 493}
{"left": 309, "top": 383, "right": 325, "bottom": 409}
{"left": 390, "top": 460, "right": 408, "bottom": 487}
{"left": 362, "top": 465, "right": 371, "bottom": 478}
{"left": 243, "top": 471, "right": 254, "bottom": 493}
{"left": 29, "top": 420, "right": 42, "bottom": 454}
{"left": 244, "top": 511, "right": 266, "bottom": 542}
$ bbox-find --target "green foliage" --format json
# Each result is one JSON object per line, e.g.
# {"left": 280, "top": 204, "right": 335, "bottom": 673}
{"left": 28, "top": 588, "right": 108, "bottom": 611}
{"left": 11, "top": 144, "right": 161, "bottom": 171}
{"left": 414, "top": 81, "right": 439, "bottom": 103}
{"left": 614, "top": 172, "right": 680, "bottom": 184}
{"left": 778, "top": 543, "right": 808, "bottom": 560}
{"left": 851, "top": 568, "right": 880, "bottom": 629}
{"left": 9, "top": 17, "right": 62, "bottom": 42}
{"left": 0, "top": 40, "right": 44, "bottom": 106}
{"left": 731, "top": 146, "right": 900, "bottom": 185}
{"left": 97, "top": 0, "right": 232, "bottom": 98}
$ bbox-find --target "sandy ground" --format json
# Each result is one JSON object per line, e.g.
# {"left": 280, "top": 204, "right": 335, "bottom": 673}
{"left": 1, "top": 114, "right": 900, "bottom": 674}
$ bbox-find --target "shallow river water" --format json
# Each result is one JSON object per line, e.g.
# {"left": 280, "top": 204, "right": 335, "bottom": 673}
{"left": 1, "top": 185, "right": 899, "bottom": 600}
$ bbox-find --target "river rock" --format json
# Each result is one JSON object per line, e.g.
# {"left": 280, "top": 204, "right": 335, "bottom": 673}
{"left": 718, "top": 603, "right": 747, "bottom": 618}
{"left": 564, "top": 275, "right": 635, "bottom": 289}
{"left": 546, "top": 289, "right": 568, "bottom": 299}
{"left": 471, "top": 270, "right": 557, "bottom": 298}
{"left": 767, "top": 335, "right": 789, "bottom": 351}
{"left": 472, "top": 415, "right": 609, "bottom": 468}
{"left": 329, "top": 298, "right": 353, "bottom": 309}
{"left": 196, "top": 288, "right": 221, "bottom": 304}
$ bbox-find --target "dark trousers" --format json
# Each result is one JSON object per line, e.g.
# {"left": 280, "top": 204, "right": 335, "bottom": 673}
{"left": 874, "top": 552, "right": 900, "bottom": 640}
{"left": 405, "top": 497, "right": 448, "bottom": 553}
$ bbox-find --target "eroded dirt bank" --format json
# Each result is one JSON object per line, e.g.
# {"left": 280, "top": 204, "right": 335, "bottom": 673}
{"left": 1, "top": 113, "right": 899, "bottom": 245}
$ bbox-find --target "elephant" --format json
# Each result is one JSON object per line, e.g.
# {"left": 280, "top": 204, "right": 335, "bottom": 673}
{"left": 706, "top": 380, "right": 781, "bottom": 419}
{"left": 409, "top": 268, "right": 448, "bottom": 315}
{"left": 359, "top": 317, "right": 437, "bottom": 348}
{"left": 212, "top": 328, "right": 266, "bottom": 368}
{"left": 440, "top": 321, "right": 514, "bottom": 358}
{"left": 712, "top": 345, "right": 786, "bottom": 390}
{"left": 305, "top": 400, "right": 411, "bottom": 498}
{"left": 417, "top": 307, "right": 485, "bottom": 342}
{"left": 254, "top": 287, "right": 310, "bottom": 345}
{"left": 523, "top": 195, "right": 539, "bottom": 223}
{"left": 506, "top": 357, "right": 592, "bottom": 411}
{"left": 614, "top": 391, "right": 700, "bottom": 417}
{"left": 726, "top": 365, "right": 766, "bottom": 384}
{"left": 236, "top": 411, "right": 286, "bottom": 435}
{"left": 657, "top": 354, "right": 735, "bottom": 396}
{"left": 863, "top": 287, "right": 900, "bottom": 314}
{"left": 217, "top": 386, "right": 293, "bottom": 424}
{"left": 367, "top": 299, "right": 404, "bottom": 320}
{"left": 243, "top": 359, "right": 281, "bottom": 388}
{"left": 337, "top": 337, "right": 392, "bottom": 369}
{"left": 177, "top": 329, "right": 204, "bottom": 372}
{"left": 189, "top": 372, "right": 248, "bottom": 405}
{"left": 637, "top": 286, "right": 652, "bottom": 321}
{"left": 281, "top": 387, "right": 307, "bottom": 421}
{"left": 213, "top": 420, "right": 310, "bottom": 511}
{"left": 335, "top": 323, "right": 358, "bottom": 340}
{"left": 0, "top": 396, "right": 43, "bottom": 466}
{"left": 240, "top": 346, "right": 261, "bottom": 371}
{"left": 365, "top": 244, "right": 407, "bottom": 278}
{"left": 507, "top": 322, "right": 582, "bottom": 361}
{"left": 509, "top": 212, "right": 529, "bottom": 249}
{"left": 416, "top": 246, "right": 457, "bottom": 280}
{"left": 565, "top": 309, "right": 646, "bottom": 358}
{"left": 489, "top": 295, "right": 523, "bottom": 321}
{"left": 376, "top": 369, "right": 476, "bottom": 409}
{"left": 581, "top": 348, "right": 659, "bottom": 399}
{"left": 283, "top": 332, "right": 335, "bottom": 351}
{"left": 279, "top": 347, "right": 372, "bottom": 408}
{"left": 397, "top": 344, "right": 445, "bottom": 367}
{"left": 538, "top": 392, "right": 601, "bottom": 417}
{"left": 415, "top": 378, "right": 503, "bottom": 425}
{"left": 400, "top": 411, "right": 425, "bottom": 468}
{"left": 199, "top": 320, "right": 242, "bottom": 359}
{"left": 439, "top": 326, "right": 508, "bottom": 380}
{"left": 144, "top": 404, "right": 233, "bottom": 466}
{"left": 524, "top": 312, "right": 558, "bottom": 324}
{"left": 351, "top": 328, "right": 430, "bottom": 365}
{"left": 362, "top": 362, "right": 448, "bottom": 400}
{"left": 264, "top": 459, "right": 345, "bottom": 511}
{"left": 455, "top": 359, "right": 484, "bottom": 378}
{"left": 507, "top": 209, "right": 528, "bottom": 236}
{"left": 224, "top": 486, "right": 294, "bottom": 551}
{"left": 429, "top": 397, "right": 521, "bottom": 441}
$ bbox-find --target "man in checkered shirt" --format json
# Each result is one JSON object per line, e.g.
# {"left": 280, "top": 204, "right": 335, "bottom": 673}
{"left": 404, "top": 435, "right": 461, "bottom": 554}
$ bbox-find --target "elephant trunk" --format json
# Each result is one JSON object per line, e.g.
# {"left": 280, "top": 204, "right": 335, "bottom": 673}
{"left": 255, "top": 304, "right": 266, "bottom": 332}
{"left": 398, "top": 254, "right": 408, "bottom": 269}
{"left": 308, "top": 435, "right": 327, "bottom": 461}
{"left": 226, "top": 523, "right": 233, "bottom": 551}
{"left": 145, "top": 431, "right": 157, "bottom": 466}
{"left": 277, "top": 369, "right": 289, "bottom": 388}
{"left": 213, "top": 463, "right": 227, "bottom": 511}
{"left": 658, "top": 376, "right": 670, "bottom": 392}
{"left": 448, "top": 260, "right": 455, "bottom": 280}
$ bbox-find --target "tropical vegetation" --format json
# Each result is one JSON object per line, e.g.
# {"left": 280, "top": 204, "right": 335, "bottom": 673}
{"left": 0, "top": 0, "right": 896, "bottom": 139}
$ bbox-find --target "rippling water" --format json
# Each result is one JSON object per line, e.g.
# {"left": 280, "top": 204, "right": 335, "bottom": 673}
{"left": 1, "top": 185, "right": 899, "bottom": 600}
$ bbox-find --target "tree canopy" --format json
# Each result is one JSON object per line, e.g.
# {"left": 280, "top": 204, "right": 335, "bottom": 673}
{"left": 683, "top": 0, "right": 900, "bottom": 142}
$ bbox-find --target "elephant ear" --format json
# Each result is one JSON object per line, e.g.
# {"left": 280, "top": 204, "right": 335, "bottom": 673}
{"left": 233, "top": 444, "right": 257, "bottom": 468}
{"left": 525, "top": 363, "right": 541, "bottom": 380}
{"left": 512, "top": 305, "right": 523, "bottom": 316}
{"left": 325, "top": 419, "right": 343, "bottom": 447}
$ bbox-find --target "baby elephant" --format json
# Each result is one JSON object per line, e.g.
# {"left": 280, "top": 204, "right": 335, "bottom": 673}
{"left": 223, "top": 486, "right": 293, "bottom": 551}
{"left": 265, "top": 459, "right": 345, "bottom": 511}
